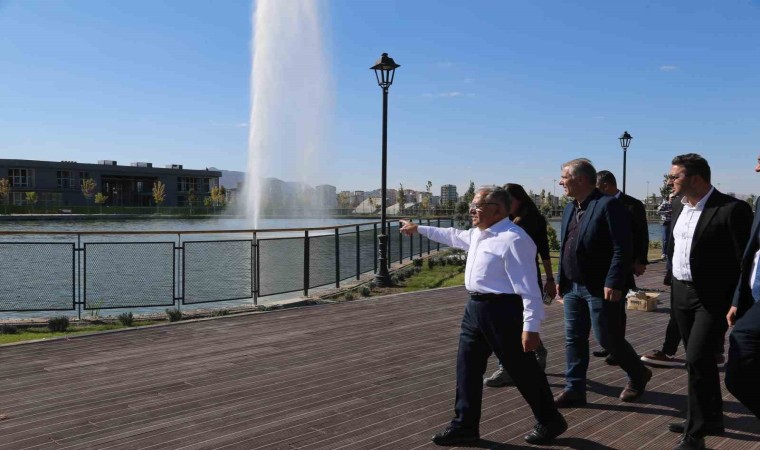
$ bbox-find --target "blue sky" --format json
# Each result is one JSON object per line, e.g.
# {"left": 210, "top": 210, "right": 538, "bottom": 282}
{"left": 2, "top": 0, "right": 760, "bottom": 199}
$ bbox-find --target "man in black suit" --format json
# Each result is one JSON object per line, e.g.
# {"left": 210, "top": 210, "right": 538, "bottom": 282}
{"left": 555, "top": 158, "right": 652, "bottom": 408}
{"left": 725, "top": 155, "right": 760, "bottom": 420}
{"left": 665, "top": 153, "right": 753, "bottom": 450}
{"left": 596, "top": 170, "right": 649, "bottom": 365}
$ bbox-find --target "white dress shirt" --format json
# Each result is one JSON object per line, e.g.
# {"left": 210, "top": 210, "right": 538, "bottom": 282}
{"left": 417, "top": 217, "right": 544, "bottom": 332}
{"left": 672, "top": 187, "right": 715, "bottom": 282}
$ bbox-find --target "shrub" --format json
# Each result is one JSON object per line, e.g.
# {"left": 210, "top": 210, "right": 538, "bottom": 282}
{"left": 414, "top": 266, "right": 422, "bottom": 274}
{"left": 165, "top": 308, "right": 183, "bottom": 322}
{"left": 344, "top": 291, "right": 355, "bottom": 301}
{"left": 391, "top": 274, "right": 400, "bottom": 285}
{"left": 439, "top": 257, "right": 447, "bottom": 267}
{"left": 0, "top": 324, "right": 18, "bottom": 334}
{"left": 413, "top": 258, "right": 423, "bottom": 267}
{"left": 48, "top": 316, "right": 70, "bottom": 332}
{"left": 117, "top": 312, "right": 134, "bottom": 327}
{"left": 427, "top": 258, "right": 437, "bottom": 269}
{"left": 211, "top": 309, "right": 230, "bottom": 317}
{"left": 396, "top": 272, "right": 406, "bottom": 281}
{"left": 360, "top": 286, "right": 371, "bottom": 297}
{"left": 368, "top": 280, "right": 377, "bottom": 290}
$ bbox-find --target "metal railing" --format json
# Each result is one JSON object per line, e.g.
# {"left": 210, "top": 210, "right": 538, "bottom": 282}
{"left": 0, "top": 218, "right": 455, "bottom": 315}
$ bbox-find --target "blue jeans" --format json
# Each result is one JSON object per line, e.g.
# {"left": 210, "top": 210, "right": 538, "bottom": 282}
{"left": 661, "top": 221, "right": 670, "bottom": 255}
{"left": 563, "top": 283, "right": 647, "bottom": 394}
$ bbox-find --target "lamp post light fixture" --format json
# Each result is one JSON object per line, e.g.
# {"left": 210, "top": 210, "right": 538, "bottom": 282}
{"left": 371, "top": 52, "right": 400, "bottom": 287}
{"left": 619, "top": 131, "right": 633, "bottom": 194}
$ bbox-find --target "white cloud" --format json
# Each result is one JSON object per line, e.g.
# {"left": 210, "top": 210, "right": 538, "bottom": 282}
{"left": 660, "top": 65, "right": 678, "bottom": 72}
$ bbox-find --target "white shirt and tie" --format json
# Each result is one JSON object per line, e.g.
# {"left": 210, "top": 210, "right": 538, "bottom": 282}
{"left": 417, "top": 217, "right": 544, "bottom": 332}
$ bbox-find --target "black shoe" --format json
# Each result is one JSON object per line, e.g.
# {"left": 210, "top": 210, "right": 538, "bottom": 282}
{"left": 619, "top": 366, "right": 652, "bottom": 402}
{"left": 593, "top": 349, "right": 609, "bottom": 357}
{"left": 553, "top": 390, "right": 587, "bottom": 408}
{"left": 524, "top": 415, "right": 568, "bottom": 445}
{"left": 668, "top": 421, "right": 725, "bottom": 436}
{"left": 674, "top": 434, "right": 705, "bottom": 450}
{"left": 605, "top": 355, "right": 619, "bottom": 366}
{"left": 431, "top": 427, "right": 479, "bottom": 446}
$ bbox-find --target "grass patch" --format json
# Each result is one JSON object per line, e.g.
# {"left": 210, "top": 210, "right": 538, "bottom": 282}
{"left": 0, "top": 322, "right": 161, "bottom": 345}
{"left": 402, "top": 264, "right": 465, "bottom": 292}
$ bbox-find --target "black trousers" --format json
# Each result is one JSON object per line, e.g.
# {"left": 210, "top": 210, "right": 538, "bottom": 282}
{"left": 662, "top": 312, "right": 682, "bottom": 356}
{"left": 672, "top": 279, "right": 729, "bottom": 436}
{"left": 725, "top": 300, "right": 760, "bottom": 419}
{"left": 452, "top": 295, "right": 559, "bottom": 431}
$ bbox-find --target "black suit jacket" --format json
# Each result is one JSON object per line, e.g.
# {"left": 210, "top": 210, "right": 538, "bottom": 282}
{"left": 732, "top": 197, "right": 760, "bottom": 317}
{"left": 667, "top": 189, "right": 752, "bottom": 310}
{"left": 558, "top": 189, "right": 632, "bottom": 298}
{"left": 618, "top": 192, "right": 649, "bottom": 266}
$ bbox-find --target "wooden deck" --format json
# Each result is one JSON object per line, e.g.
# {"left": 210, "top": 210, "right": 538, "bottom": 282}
{"left": 0, "top": 261, "right": 758, "bottom": 449}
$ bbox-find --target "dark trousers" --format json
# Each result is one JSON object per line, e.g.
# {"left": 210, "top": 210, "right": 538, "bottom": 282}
{"left": 563, "top": 283, "right": 647, "bottom": 393}
{"left": 452, "top": 295, "right": 559, "bottom": 431}
{"left": 672, "top": 279, "right": 728, "bottom": 436}
{"left": 725, "top": 300, "right": 760, "bottom": 419}
{"left": 662, "top": 312, "right": 682, "bottom": 356}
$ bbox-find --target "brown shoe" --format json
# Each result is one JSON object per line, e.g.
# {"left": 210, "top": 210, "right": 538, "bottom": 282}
{"left": 620, "top": 366, "right": 652, "bottom": 402}
{"left": 554, "top": 390, "right": 586, "bottom": 408}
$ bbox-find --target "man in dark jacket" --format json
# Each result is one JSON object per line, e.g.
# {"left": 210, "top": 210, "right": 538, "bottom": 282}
{"left": 554, "top": 158, "right": 652, "bottom": 408}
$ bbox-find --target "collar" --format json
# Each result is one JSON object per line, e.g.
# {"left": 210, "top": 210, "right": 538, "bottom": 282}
{"left": 681, "top": 186, "right": 715, "bottom": 210}
{"left": 614, "top": 190, "right": 622, "bottom": 199}
{"left": 482, "top": 216, "right": 513, "bottom": 235}
{"left": 574, "top": 189, "right": 599, "bottom": 211}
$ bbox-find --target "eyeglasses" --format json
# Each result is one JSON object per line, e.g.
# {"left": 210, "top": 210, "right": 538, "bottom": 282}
{"left": 469, "top": 202, "right": 498, "bottom": 211}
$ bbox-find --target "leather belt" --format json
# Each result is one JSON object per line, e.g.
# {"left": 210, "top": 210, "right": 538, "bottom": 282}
{"left": 674, "top": 278, "right": 696, "bottom": 288}
{"left": 468, "top": 292, "right": 520, "bottom": 301}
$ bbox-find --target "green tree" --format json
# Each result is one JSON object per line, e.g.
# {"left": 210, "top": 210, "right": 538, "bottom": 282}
{"left": 455, "top": 200, "right": 471, "bottom": 229}
{"left": 660, "top": 174, "right": 673, "bottom": 199}
{"left": 746, "top": 194, "right": 757, "bottom": 211}
{"left": 421, "top": 180, "right": 432, "bottom": 215}
{"left": 94, "top": 192, "right": 108, "bottom": 213}
{"left": 187, "top": 189, "right": 196, "bottom": 214}
{"left": 81, "top": 178, "right": 96, "bottom": 212}
{"left": 463, "top": 181, "right": 476, "bottom": 205}
{"left": 397, "top": 183, "right": 405, "bottom": 214}
{"left": 337, "top": 192, "right": 350, "bottom": 212}
{"left": 559, "top": 195, "right": 570, "bottom": 208}
{"left": 547, "top": 222, "right": 560, "bottom": 251}
{"left": 25, "top": 191, "right": 38, "bottom": 213}
{"left": 152, "top": 180, "right": 166, "bottom": 213}
{"left": 0, "top": 178, "right": 9, "bottom": 214}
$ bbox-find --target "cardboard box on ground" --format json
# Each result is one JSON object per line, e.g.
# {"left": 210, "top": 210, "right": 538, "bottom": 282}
{"left": 626, "top": 291, "right": 659, "bottom": 312}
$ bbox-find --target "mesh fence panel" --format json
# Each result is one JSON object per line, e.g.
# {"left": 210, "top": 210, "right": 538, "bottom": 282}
{"left": 258, "top": 237, "right": 304, "bottom": 296}
{"left": 84, "top": 242, "right": 174, "bottom": 309}
{"left": 0, "top": 243, "right": 74, "bottom": 311}
{"left": 339, "top": 231, "right": 358, "bottom": 281}
{"left": 359, "top": 229, "right": 376, "bottom": 274}
{"left": 183, "top": 240, "right": 253, "bottom": 304}
{"left": 309, "top": 235, "right": 335, "bottom": 289}
{"left": 388, "top": 225, "right": 401, "bottom": 263}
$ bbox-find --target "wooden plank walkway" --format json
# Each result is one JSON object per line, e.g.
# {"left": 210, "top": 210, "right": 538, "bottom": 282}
{"left": 0, "top": 261, "right": 758, "bottom": 449}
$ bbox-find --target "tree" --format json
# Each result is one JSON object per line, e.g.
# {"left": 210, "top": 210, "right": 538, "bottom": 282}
{"left": 187, "top": 189, "right": 196, "bottom": 214}
{"left": 422, "top": 180, "right": 433, "bottom": 215}
{"left": 746, "top": 194, "right": 757, "bottom": 211}
{"left": 559, "top": 195, "right": 570, "bottom": 208}
{"left": 455, "top": 200, "right": 471, "bottom": 229}
{"left": 463, "top": 181, "right": 476, "bottom": 205}
{"left": 547, "top": 222, "right": 560, "bottom": 251}
{"left": 659, "top": 173, "right": 673, "bottom": 199}
{"left": 25, "top": 192, "right": 38, "bottom": 213}
{"left": 397, "top": 183, "right": 405, "bottom": 214}
{"left": 152, "top": 180, "right": 166, "bottom": 213}
{"left": 337, "top": 192, "right": 350, "bottom": 212}
{"left": 0, "top": 178, "right": 9, "bottom": 214}
{"left": 94, "top": 192, "right": 108, "bottom": 213}
{"left": 81, "top": 178, "right": 96, "bottom": 212}
{"left": 209, "top": 186, "right": 226, "bottom": 213}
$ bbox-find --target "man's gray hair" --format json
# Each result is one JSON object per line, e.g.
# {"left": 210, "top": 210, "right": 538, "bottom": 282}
{"left": 478, "top": 185, "right": 511, "bottom": 211}
{"left": 562, "top": 158, "right": 597, "bottom": 186}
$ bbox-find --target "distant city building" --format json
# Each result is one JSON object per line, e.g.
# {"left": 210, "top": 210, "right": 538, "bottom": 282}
{"left": 0, "top": 158, "right": 220, "bottom": 207}
{"left": 441, "top": 184, "right": 458, "bottom": 205}
{"left": 351, "top": 190, "right": 366, "bottom": 207}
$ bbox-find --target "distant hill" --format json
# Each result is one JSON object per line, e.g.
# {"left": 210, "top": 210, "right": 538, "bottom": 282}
{"left": 211, "top": 168, "right": 246, "bottom": 190}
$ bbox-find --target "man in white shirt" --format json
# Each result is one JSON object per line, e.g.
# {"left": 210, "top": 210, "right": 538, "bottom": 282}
{"left": 400, "top": 186, "right": 566, "bottom": 446}
{"left": 725, "top": 154, "right": 760, "bottom": 420}
{"left": 665, "top": 153, "right": 752, "bottom": 450}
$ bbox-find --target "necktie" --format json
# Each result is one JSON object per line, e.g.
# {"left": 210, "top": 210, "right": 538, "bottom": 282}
{"left": 752, "top": 245, "right": 760, "bottom": 303}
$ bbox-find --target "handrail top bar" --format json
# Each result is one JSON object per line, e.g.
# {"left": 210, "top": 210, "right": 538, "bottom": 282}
{"left": 0, "top": 217, "right": 449, "bottom": 236}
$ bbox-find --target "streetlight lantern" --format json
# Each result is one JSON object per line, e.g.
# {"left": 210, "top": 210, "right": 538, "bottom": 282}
{"left": 371, "top": 53, "right": 400, "bottom": 287}
{"left": 619, "top": 131, "right": 633, "bottom": 193}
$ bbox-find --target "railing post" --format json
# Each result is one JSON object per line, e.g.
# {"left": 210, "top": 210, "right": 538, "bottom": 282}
{"left": 387, "top": 221, "right": 392, "bottom": 269}
{"left": 373, "top": 223, "right": 378, "bottom": 273}
{"left": 355, "top": 225, "right": 360, "bottom": 280}
{"left": 398, "top": 220, "right": 403, "bottom": 263}
{"left": 335, "top": 228, "right": 340, "bottom": 288}
{"left": 418, "top": 218, "right": 422, "bottom": 258}
{"left": 252, "top": 232, "right": 258, "bottom": 306}
{"left": 437, "top": 218, "right": 441, "bottom": 251}
{"left": 77, "top": 233, "right": 82, "bottom": 320}
{"left": 304, "top": 230, "right": 310, "bottom": 297}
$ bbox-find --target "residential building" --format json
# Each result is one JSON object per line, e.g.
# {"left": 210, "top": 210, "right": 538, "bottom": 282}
{"left": 441, "top": 184, "right": 458, "bottom": 205}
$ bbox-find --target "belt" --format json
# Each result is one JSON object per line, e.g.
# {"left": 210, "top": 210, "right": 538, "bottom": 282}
{"left": 674, "top": 278, "right": 696, "bottom": 288}
{"left": 468, "top": 292, "right": 520, "bottom": 301}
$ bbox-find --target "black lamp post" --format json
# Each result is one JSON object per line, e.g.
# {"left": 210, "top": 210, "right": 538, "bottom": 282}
{"left": 619, "top": 131, "right": 633, "bottom": 194}
{"left": 371, "top": 52, "right": 400, "bottom": 287}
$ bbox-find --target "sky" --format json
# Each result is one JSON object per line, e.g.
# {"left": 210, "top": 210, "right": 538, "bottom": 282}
{"left": 2, "top": 0, "right": 760, "bottom": 200}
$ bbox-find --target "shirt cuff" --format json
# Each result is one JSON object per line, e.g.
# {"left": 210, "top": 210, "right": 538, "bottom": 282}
{"left": 523, "top": 319, "right": 540, "bottom": 333}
